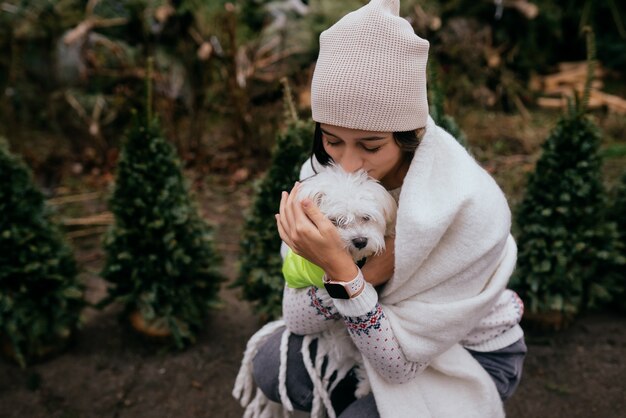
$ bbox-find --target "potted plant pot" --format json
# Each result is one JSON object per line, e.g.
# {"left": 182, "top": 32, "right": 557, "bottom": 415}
{"left": 129, "top": 310, "right": 172, "bottom": 338}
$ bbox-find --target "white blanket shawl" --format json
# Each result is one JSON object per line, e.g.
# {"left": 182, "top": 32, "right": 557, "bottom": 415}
{"left": 234, "top": 117, "right": 515, "bottom": 417}
{"left": 365, "top": 117, "right": 514, "bottom": 417}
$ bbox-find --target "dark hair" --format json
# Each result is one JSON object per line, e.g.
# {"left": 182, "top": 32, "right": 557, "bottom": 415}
{"left": 312, "top": 122, "right": 424, "bottom": 167}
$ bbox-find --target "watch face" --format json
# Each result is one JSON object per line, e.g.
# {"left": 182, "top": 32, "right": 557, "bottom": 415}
{"left": 324, "top": 282, "right": 350, "bottom": 299}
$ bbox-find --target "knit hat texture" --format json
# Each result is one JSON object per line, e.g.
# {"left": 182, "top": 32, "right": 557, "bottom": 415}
{"left": 311, "top": 0, "right": 430, "bottom": 132}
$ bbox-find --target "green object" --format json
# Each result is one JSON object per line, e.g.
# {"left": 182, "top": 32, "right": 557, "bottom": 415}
{"left": 610, "top": 171, "right": 626, "bottom": 246}
{"left": 511, "top": 108, "right": 623, "bottom": 317}
{"left": 282, "top": 249, "right": 325, "bottom": 289}
{"left": 428, "top": 61, "right": 468, "bottom": 148}
{"left": 234, "top": 81, "right": 315, "bottom": 320}
{"left": 0, "top": 138, "right": 83, "bottom": 368}
{"left": 101, "top": 115, "right": 224, "bottom": 349}
{"left": 512, "top": 32, "right": 624, "bottom": 320}
{"left": 606, "top": 171, "right": 626, "bottom": 311}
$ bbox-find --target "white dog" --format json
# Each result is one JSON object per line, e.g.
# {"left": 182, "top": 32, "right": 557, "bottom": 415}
{"left": 292, "top": 164, "right": 396, "bottom": 399}
{"left": 297, "top": 164, "right": 397, "bottom": 262}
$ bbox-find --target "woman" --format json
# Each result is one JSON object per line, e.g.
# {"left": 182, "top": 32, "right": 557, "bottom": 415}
{"left": 233, "top": 1, "right": 525, "bottom": 417}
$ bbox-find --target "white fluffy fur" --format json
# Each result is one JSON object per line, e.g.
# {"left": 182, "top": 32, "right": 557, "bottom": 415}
{"left": 297, "top": 164, "right": 397, "bottom": 261}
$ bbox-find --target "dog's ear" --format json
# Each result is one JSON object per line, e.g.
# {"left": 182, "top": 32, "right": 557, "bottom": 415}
{"left": 381, "top": 192, "right": 398, "bottom": 235}
{"left": 313, "top": 191, "right": 326, "bottom": 207}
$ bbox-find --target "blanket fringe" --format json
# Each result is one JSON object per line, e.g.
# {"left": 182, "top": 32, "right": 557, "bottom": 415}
{"left": 233, "top": 320, "right": 367, "bottom": 418}
{"left": 233, "top": 320, "right": 286, "bottom": 407}
{"left": 278, "top": 328, "right": 295, "bottom": 412}
{"left": 242, "top": 388, "right": 287, "bottom": 418}
{"left": 301, "top": 335, "right": 335, "bottom": 418}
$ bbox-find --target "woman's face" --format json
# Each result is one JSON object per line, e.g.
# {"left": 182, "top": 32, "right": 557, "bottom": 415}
{"left": 320, "top": 123, "right": 407, "bottom": 189}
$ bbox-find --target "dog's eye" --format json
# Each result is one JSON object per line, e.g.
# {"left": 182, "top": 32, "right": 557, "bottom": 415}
{"left": 328, "top": 217, "right": 347, "bottom": 227}
{"left": 361, "top": 215, "right": 371, "bottom": 222}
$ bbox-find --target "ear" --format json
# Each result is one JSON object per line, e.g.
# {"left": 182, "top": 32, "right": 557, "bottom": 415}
{"left": 313, "top": 191, "right": 326, "bottom": 207}
{"left": 382, "top": 192, "right": 397, "bottom": 235}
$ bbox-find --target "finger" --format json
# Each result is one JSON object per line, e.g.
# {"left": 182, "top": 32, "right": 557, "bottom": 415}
{"left": 278, "top": 191, "right": 291, "bottom": 233}
{"left": 284, "top": 183, "right": 300, "bottom": 231}
{"left": 277, "top": 200, "right": 294, "bottom": 239}
{"left": 275, "top": 214, "right": 295, "bottom": 250}
{"left": 290, "top": 183, "right": 319, "bottom": 228}
{"left": 279, "top": 189, "right": 289, "bottom": 213}
{"left": 301, "top": 198, "right": 330, "bottom": 230}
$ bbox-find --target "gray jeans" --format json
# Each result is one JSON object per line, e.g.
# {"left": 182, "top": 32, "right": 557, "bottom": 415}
{"left": 252, "top": 328, "right": 527, "bottom": 417}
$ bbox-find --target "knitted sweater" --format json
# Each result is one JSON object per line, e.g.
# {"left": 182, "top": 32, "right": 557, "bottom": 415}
{"left": 234, "top": 117, "right": 522, "bottom": 417}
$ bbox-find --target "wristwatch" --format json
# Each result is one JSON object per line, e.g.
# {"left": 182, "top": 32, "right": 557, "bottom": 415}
{"left": 323, "top": 268, "right": 365, "bottom": 299}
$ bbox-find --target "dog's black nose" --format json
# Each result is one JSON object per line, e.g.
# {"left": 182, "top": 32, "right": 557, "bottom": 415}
{"left": 352, "top": 237, "right": 368, "bottom": 249}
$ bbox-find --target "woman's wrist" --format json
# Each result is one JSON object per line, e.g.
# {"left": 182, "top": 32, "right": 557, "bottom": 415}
{"left": 323, "top": 267, "right": 366, "bottom": 299}
{"left": 324, "top": 257, "right": 358, "bottom": 282}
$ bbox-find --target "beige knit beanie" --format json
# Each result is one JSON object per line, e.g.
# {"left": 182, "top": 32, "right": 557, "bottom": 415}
{"left": 311, "top": 0, "right": 430, "bottom": 132}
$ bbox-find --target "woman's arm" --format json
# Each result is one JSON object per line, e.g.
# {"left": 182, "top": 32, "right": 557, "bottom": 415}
{"left": 334, "top": 283, "right": 428, "bottom": 384}
{"left": 282, "top": 285, "right": 340, "bottom": 335}
{"left": 284, "top": 279, "right": 425, "bottom": 383}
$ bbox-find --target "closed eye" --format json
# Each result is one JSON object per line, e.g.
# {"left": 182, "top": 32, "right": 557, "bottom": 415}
{"left": 362, "top": 145, "right": 381, "bottom": 153}
{"left": 361, "top": 215, "right": 371, "bottom": 222}
{"left": 323, "top": 135, "right": 342, "bottom": 147}
{"left": 328, "top": 216, "right": 347, "bottom": 228}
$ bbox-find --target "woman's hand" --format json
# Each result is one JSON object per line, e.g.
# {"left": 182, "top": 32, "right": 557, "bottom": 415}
{"left": 276, "top": 183, "right": 357, "bottom": 282}
{"left": 361, "top": 235, "right": 395, "bottom": 286}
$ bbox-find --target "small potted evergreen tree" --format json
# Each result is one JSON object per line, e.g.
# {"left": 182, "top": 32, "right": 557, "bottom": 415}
{"left": 234, "top": 79, "right": 314, "bottom": 320}
{"left": 512, "top": 31, "right": 622, "bottom": 328}
{"left": 101, "top": 65, "right": 223, "bottom": 347}
{"left": 0, "top": 138, "right": 84, "bottom": 367}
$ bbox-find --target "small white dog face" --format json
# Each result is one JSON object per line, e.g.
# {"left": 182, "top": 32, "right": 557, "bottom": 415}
{"left": 297, "top": 164, "right": 397, "bottom": 261}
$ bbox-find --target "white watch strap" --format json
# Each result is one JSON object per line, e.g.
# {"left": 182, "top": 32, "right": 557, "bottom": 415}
{"left": 324, "top": 268, "right": 365, "bottom": 298}
{"left": 346, "top": 269, "right": 365, "bottom": 296}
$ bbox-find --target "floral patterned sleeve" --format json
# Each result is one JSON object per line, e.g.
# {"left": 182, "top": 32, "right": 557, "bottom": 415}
{"left": 334, "top": 284, "right": 427, "bottom": 384}
{"left": 282, "top": 285, "right": 341, "bottom": 335}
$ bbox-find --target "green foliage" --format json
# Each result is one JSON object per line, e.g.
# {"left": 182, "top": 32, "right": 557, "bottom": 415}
{"left": 512, "top": 110, "right": 623, "bottom": 316}
{"left": 0, "top": 138, "right": 83, "bottom": 367}
{"left": 101, "top": 115, "right": 223, "bottom": 348}
{"left": 610, "top": 172, "right": 626, "bottom": 244}
{"left": 428, "top": 61, "right": 468, "bottom": 148}
{"left": 234, "top": 108, "right": 314, "bottom": 320}
{"left": 2, "top": 0, "right": 625, "bottom": 143}
{"left": 606, "top": 171, "right": 626, "bottom": 311}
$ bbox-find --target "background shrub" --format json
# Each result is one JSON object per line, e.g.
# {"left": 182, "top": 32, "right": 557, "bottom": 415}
{"left": 101, "top": 114, "right": 223, "bottom": 347}
{"left": 0, "top": 138, "right": 83, "bottom": 367}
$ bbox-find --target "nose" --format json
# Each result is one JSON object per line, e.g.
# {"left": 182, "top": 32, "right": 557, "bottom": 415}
{"left": 338, "top": 152, "right": 363, "bottom": 173}
{"left": 351, "top": 237, "right": 368, "bottom": 249}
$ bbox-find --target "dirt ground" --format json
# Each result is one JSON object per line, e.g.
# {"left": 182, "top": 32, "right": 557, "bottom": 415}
{"left": 2, "top": 132, "right": 626, "bottom": 418}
